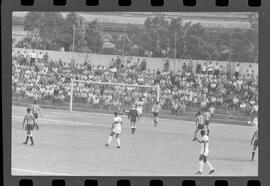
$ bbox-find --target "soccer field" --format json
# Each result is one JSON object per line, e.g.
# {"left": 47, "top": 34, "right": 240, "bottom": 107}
{"left": 11, "top": 106, "right": 258, "bottom": 176}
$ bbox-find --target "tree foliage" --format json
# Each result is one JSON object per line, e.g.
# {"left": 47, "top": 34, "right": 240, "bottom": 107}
{"left": 18, "top": 12, "right": 258, "bottom": 62}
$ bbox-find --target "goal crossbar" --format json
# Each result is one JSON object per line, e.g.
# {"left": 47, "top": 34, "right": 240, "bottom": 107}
{"left": 69, "top": 80, "right": 160, "bottom": 111}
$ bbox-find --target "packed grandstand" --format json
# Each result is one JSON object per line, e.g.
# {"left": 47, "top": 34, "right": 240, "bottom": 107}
{"left": 12, "top": 49, "right": 258, "bottom": 121}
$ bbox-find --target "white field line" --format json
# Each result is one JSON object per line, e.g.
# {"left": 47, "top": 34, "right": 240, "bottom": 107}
{"left": 13, "top": 105, "right": 192, "bottom": 122}
{"left": 12, "top": 168, "right": 74, "bottom": 176}
{"left": 12, "top": 116, "right": 109, "bottom": 127}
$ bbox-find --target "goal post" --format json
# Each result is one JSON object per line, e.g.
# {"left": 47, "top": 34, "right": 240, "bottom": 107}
{"left": 69, "top": 80, "right": 160, "bottom": 112}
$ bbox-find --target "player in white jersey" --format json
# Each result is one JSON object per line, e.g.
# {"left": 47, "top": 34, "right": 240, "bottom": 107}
{"left": 31, "top": 100, "right": 41, "bottom": 130}
{"left": 105, "top": 112, "right": 122, "bottom": 148}
{"left": 195, "top": 130, "right": 215, "bottom": 175}
{"left": 136, "top": 98, "right": 144, "bottom": 117}
{"left": 22, "top": 107, "right": 37, "bottom": 146}
{"left": 152, "top": 101, "right": 161, "bottom": 127}
{"left": 251, "top": 128, "right": 258, "bottom": 161}
{"left": 209, "top": 105, "right": 215, "bottom": 117}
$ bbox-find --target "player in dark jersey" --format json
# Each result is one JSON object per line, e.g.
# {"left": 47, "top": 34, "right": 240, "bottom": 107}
{"left": 251, "top": 129, "right": 258, "bottom": 161}
{"left": 22, "top": 107, "right": 36, "bottom": 146}
{"left": 31, "top": 100, "right": 41, "bottom": 130}
{"left": 128, "top": 105, "right": 139, "bottom": 134}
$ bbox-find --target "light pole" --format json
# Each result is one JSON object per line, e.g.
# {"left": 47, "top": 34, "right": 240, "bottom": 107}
{"left": 174, "top": 30, "right": 177, "bottom": 73}
{"left": 229, "top": 31, "right": 232, "bottom": 61}
{"left": 72, "top": 24, "right": 75, "bottom": 54}
{"left": 122, "top": 25, "right": 126, "bottom": 57}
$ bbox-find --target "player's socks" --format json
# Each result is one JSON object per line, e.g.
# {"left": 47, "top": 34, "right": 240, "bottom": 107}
{"left": 199, "top": 161, "right": 203, "bottom": 173}
{"left": 209, "top": 169, "right": 215, "bottom": 174}
{"left": 206, "top": 161, "right": 214, "bottom": 171}
{"left": 133, "top": 128, "right": 136, "bottom": 134}
{"left": 30, "top": 137, "right": 34, "bottom": 146}
{"left": 116, "top": 138, "right": 121, "bottom": 147}
{"left": 195, "top": 171, "right": 202, "bottom": 175}
{"left": 35, "top": 123, "right": 39, "bottom": 130}
{"left": 107, "top": 136, "right": 112, "bottom": 146}
{"left": 23, "top": 136, "right": 29, "bottom": 144}
{"left": 251, "top": 151, "right": 255, "bottom": 161}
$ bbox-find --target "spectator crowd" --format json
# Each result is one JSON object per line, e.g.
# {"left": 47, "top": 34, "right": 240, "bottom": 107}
{"left": 12, "top": 49, "right": 258, "bottom": 116}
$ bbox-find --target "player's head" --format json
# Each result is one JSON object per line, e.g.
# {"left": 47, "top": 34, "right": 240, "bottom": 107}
{"left": 114, "top": 111, "right": 118, "bottom": 117}
{"left": 200, "top": 129, "right": 206, "bottom": 137}
{"left": 197, "top": 111, "right": 201, "bottom": 115}
{"left": 26, "top": 107, "right": 31, "bottom": 113}
{"left": 34, "top": 99, "right": 37, "bottom": 104}
{"left": 156, "top": 101, "right": 159, "bottom": 105}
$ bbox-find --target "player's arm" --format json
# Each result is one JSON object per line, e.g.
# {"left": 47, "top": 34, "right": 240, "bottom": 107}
{"left": 195, "top": 117, "right": 198, "bottom": 126}
{"left": 128, "top": 111, "right": 131, "bottom": 120}
{"left": 38, "top": 106, "right": 42, "bottom": 117}
{"left": 195, "top": 138, "right": 202, "bottom": 143}
{"left": 33, "top": 117, "right": 36, "bottom": 125}
{"left": 203, "top": 141, "right": 207, "bottom": 154}
{"left": 251, "top": 132, "right": 255, "bottom": 145}
{"left": 22, "top": 118, "right": 26, "bottom": 129}
{"left": 111, "top": 122, "right": 115, "bottom": 130}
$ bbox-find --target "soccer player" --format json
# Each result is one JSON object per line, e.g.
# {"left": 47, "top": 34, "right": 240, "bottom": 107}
{"left": 136, "top": 98, "right": 144, "bottom": 117}
{"left": 105, "top": 111, "right": 122, "bottom": 148}
{"left": 22, "top": 107, "right": 36, "bottom": 146}
{"left": 152, "top": 101, "right": 161, "bottom": 127}
{"left": 193, "top": 111, "right": 205, "bottom": 141}
{"left": 195, "top": 130, "right": 215, "bottom": 175}
{"left": 209, "top": 105, "right": 215, "bottom": 117}
{"left": 128, "top": 105, "right": 139, "bottom": 134}
{"left": 251, "top": 128, "right": 258, "bottom": 161}
{"left": 31, "top": 100, "right": 41, "bottom": 130}
{"left": 204, "top": 109, "right": 211, "bottom": 135}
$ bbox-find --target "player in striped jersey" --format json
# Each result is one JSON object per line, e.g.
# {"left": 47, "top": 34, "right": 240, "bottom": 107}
{"left": 251, "top": 128, "right": 258, "bottom": 161}
{"left": 128, "top": 105, "right": 139, "bottom": 134}
{"left": 193, "top": 111, "right": 205, "bottom": 141}
{"left": 195, "top": 130, "right": 215, "bottom": 175}
{"left": 152, "top": 101, "right": 161, "bottom": 127}
{"left": 22, "top": 107, "right": 36, "bottom": 146}
{"left": 203, "top": 109, "right": 211, "bottom": 135}
{"left": 31, "top": 100, "right": 41, "bottom": 130}
{"left": 105, "top": 112, "right": 122, "bottom": 148}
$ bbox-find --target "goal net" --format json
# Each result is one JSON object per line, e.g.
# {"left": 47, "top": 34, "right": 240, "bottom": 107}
{"left": 69, "top": 80, "right": 160, "bottom": 113}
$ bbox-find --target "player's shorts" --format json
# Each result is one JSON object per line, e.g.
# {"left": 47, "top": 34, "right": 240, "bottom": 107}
{"left": 199, "top": 154, "right": 207, "bottom": 163}
{"left": 197, "top": 124, "right": 204, "bottom": 130}
{"left": 33, "top": 113, "right": 38, "bottom": 119}
{"left": 112, "top": 125, "right": 121, "bottom": 134}
{"left": 153, "top": 112, "right": 159, "bottom": 117}
{"left": 137, "top": 108, "right": 142, "bottom": 115}
{"left": 253, "top": 139, "right": 258, "bottom": 148}
{"left": 25, "top": 124, "right": 34, "bottom": 131}
{"left": 130, "top": 119, "right": 137, "bottom": 123}
{"left": 204, "top": 120, "right": 210, "bottom": 125}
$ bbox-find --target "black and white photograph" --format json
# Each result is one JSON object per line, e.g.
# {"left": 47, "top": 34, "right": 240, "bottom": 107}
{"left": 11, "top": 12, "right": 258, "bottom": 176}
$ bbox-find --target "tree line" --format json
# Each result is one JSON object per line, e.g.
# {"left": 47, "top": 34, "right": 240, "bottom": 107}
{"left": 16, "top": 12, "right": 258, "bottom": 63}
